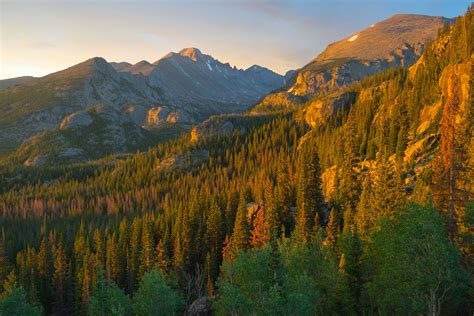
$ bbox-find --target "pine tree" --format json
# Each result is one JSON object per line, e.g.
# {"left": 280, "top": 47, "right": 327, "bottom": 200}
{"left": 2, "top": 270, "right": 17, "bottom": 297}
{"left": 0, "top": 242, "right": 11, "bottom": 293}
{"left": 206, "top": 196, "right": 224, "bottom": 277}
{"left": 325, "top": 209, "right": 339, "bottom": 251}
{"left": 339, "top": 231, "right": 363, "bottom": 313}
{"left": 53, "top": 242, "right": 69, "bottom": 315}
{"left": 276, "top": 153, "right": 293, "bottom": 234}
{"left": 155, "top": 240, "right": 169, "bottom": 275}
{"left": 250, "top": 205, "right": 269, "bottom": 248}
{"left": 232, "top": 195, "right": 250, "bottom": 251}
{"left": 128, "top": 218, "right": 141, "bottom": 292}
{"left": 340, "top": 108, "right": 360, "bottom": 232}
{"left": 105, "top": 234, "right": 119, "bottom": 283}
{"left": 0, "top": 283, "right": 43, "bottom": 316}
{"left": 355, "top": 173, "right": 374, "bottom": 237}
{"left": 371, "top": 156, "right": 404, "bottom": 224}
{"left": 264, "top": 183, "right": 279, "bottom": 239}
{"left": 295, "top": 143, "right": 325, "bottom": 243}
{"left": 88, "top": 268, "right": 131, "bottom": 316}
{"left": 36, "top": 238, "right": 53, "bottom": 313}
{"left": 139, "top": 219, "right": 154, "bottom": 276}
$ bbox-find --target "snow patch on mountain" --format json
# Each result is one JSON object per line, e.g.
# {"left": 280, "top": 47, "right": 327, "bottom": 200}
{"left": 206, "top": 61, "right": 213, "bottom": 71}
{"left": 348, "top": 34, "right": 359, "bottom": 42}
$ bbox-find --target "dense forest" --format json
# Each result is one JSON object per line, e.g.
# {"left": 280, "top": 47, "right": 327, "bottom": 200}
{"left": 1, "top": 7, "right": 474, "bottom": 316}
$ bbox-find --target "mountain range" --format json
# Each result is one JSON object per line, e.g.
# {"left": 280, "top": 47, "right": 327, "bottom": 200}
{"left": 0, "top": 13, "right": 452, "bottom": 166}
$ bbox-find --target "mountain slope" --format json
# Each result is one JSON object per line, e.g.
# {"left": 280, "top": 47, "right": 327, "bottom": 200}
{"left": 0, "top": 57, "right": 161, "bottom": 156}
{"left": 6, "top": 104, "right": 176, "bottom": 166}
{"left": 253, "top": 14, "right": 453, "bottom": 112}
{"left": 0, "top": 76, "right": 36, "bottom": 90}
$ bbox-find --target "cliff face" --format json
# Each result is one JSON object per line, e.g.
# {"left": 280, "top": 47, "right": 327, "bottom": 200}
{"left": 318, "top": 59, "right": 472, "bottom": 199}
{"left": 303, "top": 92, "right": 357, "bottom": 127}
{"left": 438, "top": 62, "right": 472, "bottom": 124}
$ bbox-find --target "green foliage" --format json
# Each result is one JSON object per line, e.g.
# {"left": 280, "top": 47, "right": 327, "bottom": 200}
{"left": 132, "top": 269, "right": 184, "bottom": 316}
{"left": 366, "top": 204, "right": 470, "bottom": 315}
{"left": 215, "top": 241, "right": 352, "bottom": 316}
{"left": 214, "top": 247, "right": 284, "bottom": 316}
{"left": 0, "top": 284, "right": 43, "bottom": 316}
{"left": 88, "top": 270, "right": 131, "bottom": 316}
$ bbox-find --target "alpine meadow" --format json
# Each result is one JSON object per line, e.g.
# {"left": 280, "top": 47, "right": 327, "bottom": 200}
{"left": 0, "top": 2, "right": 473, "bottom": 316}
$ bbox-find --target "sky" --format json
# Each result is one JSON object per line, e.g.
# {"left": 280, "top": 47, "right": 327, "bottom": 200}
{"left": 0, "top": 0, "right": 471, "bottom": 79}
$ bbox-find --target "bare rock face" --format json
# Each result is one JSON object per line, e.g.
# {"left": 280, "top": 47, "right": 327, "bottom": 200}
{"left": 251, "top": 91, "right": 306, "bottom": 113}
{"left": 245, "top": 202, "right": 259, "bottom": 220}
{"left": 304, "top": 91, "right": 357, "bottom": 127}
{"left": 155, "top": 149, "right": 209, "bottom": 172}
{"left": 24, "top": 155, "right": 47, "bottom": 167}
{"left": 191, "top": 117, "right": 234, "bottom": 142}
{"left": 438, "top": 62, "right": 472, "bottom": 123}
{"left": 60, "top": 111, "right": 93, "bottom": 129}
{"left": 146, "top": 106, "right": 171, "bottom": 128}
{"left": 124, "top": 104, "right": 147, "bottom": 125}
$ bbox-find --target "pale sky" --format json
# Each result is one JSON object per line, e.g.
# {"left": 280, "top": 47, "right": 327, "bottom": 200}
{"left": 0, "top": 0, "right": 471, "bottom": 79}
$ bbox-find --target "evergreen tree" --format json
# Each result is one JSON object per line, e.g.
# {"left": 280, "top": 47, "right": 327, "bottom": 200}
{"left": 139, "top": 219, "right": 154, "bottom": 276}
{"left": 275, "top": 153, "right": 293, "bottom": 234}
{"left": 250, "top": 205, "right": 269, "bottom": 248}
{"left": 88, "top": 269, "right": 131, "bottom": 316}
{"left": 155, "top": 240, "right": 169, "bottom": 275}
{"left": 355, "top": 173, "right": 374, "bottom": 237}
{"left": 339, "top": 231, "right": 363, "bottom": 314}
{"left": 133, "top": 269, "right": 184, "bottom": 316}
{"left": 367, "top": 204, "right": 469, "bottom": 315}
{"left": 53, "top": 242, "right": 69, "bottom": 315}
{"left": 231, "top": 195, "right": 250, "bottom": 252}
{"left": 0, "top": 243, "right": 11, "bottom": 293}
{"left": 371, "top": 156, "right": 404, "bottom": 225}
{"left": 325, "top": 209, "right": 339, "bottom": 251}
{"left": 295, "top": 143, "right": 324, "bottom": 243}
{"left": 0, "top": 284, "right": 43, "bottom": 316}
{"left": 340, "top": 108, "right": 360, "bottom": 232}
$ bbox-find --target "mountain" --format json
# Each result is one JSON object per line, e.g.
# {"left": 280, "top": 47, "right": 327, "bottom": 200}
{"left": 0, "top": 57, "right": 161, "bottom": 157}
{"left": 118, "top": 48, "right": 285, "bottom": 116}
{"left": 0, "top": 76, "right": 36, "bottom": 89}
{"left": 253, "top": 14, "right": 453, "bottom": 112}
{"left": 0, "top": 49, "right": 285, "bottom": 163}
{"left": 9, "top": 104, "right": 179, "bottom": 166}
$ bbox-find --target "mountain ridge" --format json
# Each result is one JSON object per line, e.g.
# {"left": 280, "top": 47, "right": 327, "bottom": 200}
{"left": 0, "top": 48, "right": 285, "bottom": 163}
{"left": 252, "top": 13, "right": 453, "bottom": 112}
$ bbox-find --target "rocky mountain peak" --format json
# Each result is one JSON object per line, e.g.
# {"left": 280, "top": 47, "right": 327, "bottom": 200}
{"left": 86, "top": 57, "right": 110, "bottom": 69}
{"left": 178, "top": 47, "right": 203, "bottom": 61}
{"left": 315, "top": 14, "right": 453, "bottom": 62}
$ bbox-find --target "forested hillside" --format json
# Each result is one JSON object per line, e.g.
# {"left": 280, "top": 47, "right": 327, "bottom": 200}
{"left": 0, "top": 7, "right": 473, "bottom": 316}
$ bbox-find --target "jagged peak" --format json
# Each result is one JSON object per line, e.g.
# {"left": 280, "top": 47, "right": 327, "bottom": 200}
{"left": 154, "top": 48, "right": 206, "bottom": 64}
